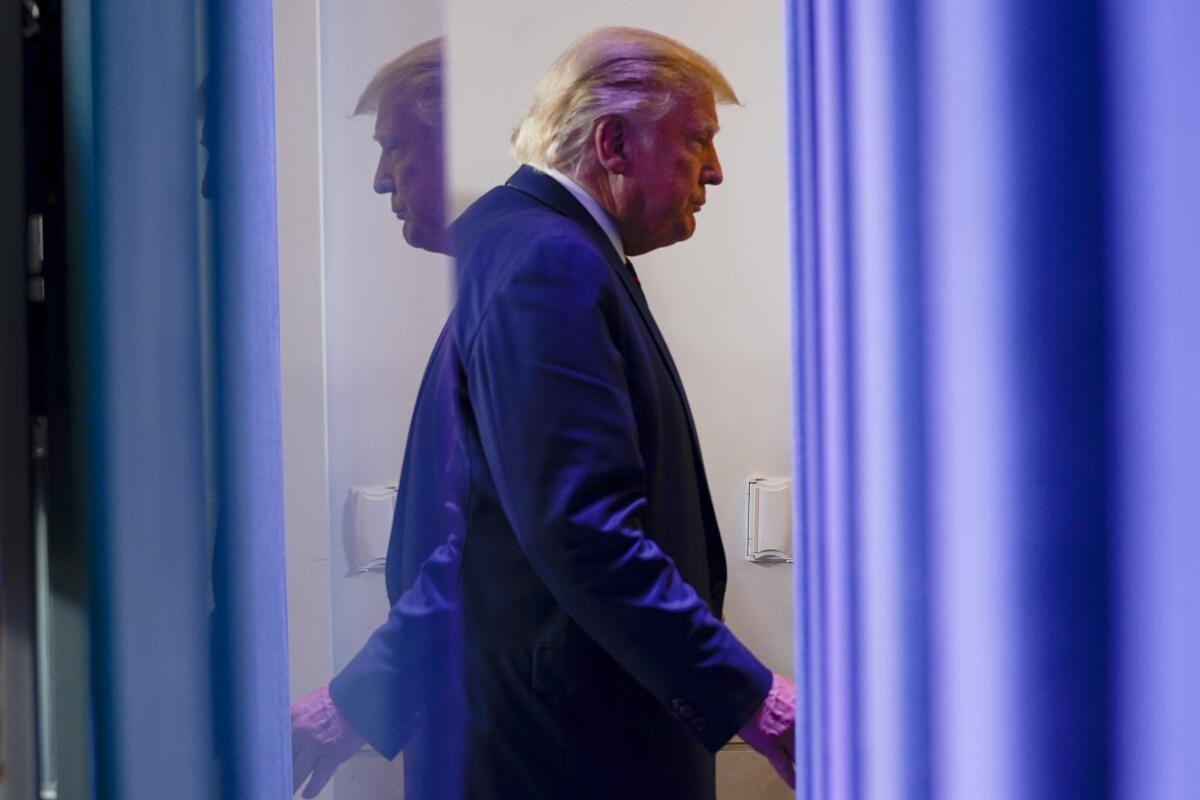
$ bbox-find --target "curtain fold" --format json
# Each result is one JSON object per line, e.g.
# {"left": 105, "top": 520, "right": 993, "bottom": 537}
{"left": 84, "top": 1, "right": 290, "bottom": 797}
{"left": 1106, "top": 3, "right": 1200, "bottom": 798}
{"left": 205, "top": 0, "right": 292, "bottom": 797}
{"left": 85, "top": 2, "right": 211, "bottom": 798}
{"left": 788, "top": 1, "right": 1199, "bottom": 798}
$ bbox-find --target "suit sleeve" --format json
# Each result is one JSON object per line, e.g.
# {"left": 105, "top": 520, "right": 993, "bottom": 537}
{"left": 327, "top": 530, "right": 463, "bottom": 759}
{"left": 464, "top": 238, "right": 771, "bottom": 751}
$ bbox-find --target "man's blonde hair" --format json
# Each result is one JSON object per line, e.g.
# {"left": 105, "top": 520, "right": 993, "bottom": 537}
{"left": 355, "top": 37, "right": 443, "bottom": 126}
{"left": 511, "top": 27, "right": 738, "bottom": 173}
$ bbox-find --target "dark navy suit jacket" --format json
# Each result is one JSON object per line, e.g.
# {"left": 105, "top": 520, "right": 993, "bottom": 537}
{"left": 332, "top": 166, "right": 771, "bottom": 800}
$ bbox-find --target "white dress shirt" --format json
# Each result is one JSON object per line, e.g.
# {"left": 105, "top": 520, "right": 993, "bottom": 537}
{"left": 541, "top": 166, "right": 627, "bottom": 264}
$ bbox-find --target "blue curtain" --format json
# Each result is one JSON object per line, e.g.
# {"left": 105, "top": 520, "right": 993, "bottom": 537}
{"left": 85, "top": 3, "right": 211, "bottom": 798}
{"left": 204, "top": 0, "right": 292, "bottom": 798}
{"left": 1105, "top": 3, "right": 1200, "bottom": 798}
{"left": 82, "top": 1, "right": 291, "bottom": 798}
{"left": 787, "top": 1, "right": 1199, "bottom": 798}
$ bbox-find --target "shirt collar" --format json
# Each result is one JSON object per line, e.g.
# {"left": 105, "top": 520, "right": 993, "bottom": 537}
{"left": 541, "top": 166, "right": 626, "bottom": 263}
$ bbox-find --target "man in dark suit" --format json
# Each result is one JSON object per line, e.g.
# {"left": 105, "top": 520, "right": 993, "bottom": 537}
{"left": 292, "top": 27, "right": 796, "bottom": 800}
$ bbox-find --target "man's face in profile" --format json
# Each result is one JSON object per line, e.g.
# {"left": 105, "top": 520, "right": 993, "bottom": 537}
{"left": 373, "top": 91, "right": 447, "bottom": 253}
{"left": 612, "top": 89, "right": 724, "bottom": 256}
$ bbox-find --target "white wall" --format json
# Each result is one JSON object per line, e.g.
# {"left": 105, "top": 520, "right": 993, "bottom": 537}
{"left": 444, "top": 0, "right": 795, "bottom": 677}
{"left": 274, "top": 0, "right": 332, "bottom": 706}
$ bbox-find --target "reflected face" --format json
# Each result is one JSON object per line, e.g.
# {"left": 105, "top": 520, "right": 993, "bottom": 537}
{"left": 372, "top": 93, "right": 447, "bottom": 253}
{"left": 615, "top": 90, "right": 723, "bottom": 255}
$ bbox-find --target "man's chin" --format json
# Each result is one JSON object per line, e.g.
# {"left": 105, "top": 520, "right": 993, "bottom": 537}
{"left": 402, "top": 223, "right": 449, "bottom": 255}
{"left": 401, "top": 221, "right": 425, "bottom": 248}
{"left": 677, "top": 218, "right": 697, "bottom": 242}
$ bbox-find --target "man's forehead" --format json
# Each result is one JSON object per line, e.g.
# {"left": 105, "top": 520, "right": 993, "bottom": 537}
{"left": 682, "top": 90, "right": 720, "bottom": 131}
{"left": 685, "top": 110, "right": 720, "bottom": 137}
{"left": 373, "top": 105, "right": 412, "bottom": 142}
{"left": 373, "top": 92, "right": 424, "bottom": 139}
{"left": 372, "top": 116, "right": 394, "bottom": 142}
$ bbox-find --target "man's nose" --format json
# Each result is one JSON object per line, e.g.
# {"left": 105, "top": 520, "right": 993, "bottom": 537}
{"left": 373, "top": 156, "right": 394, "bottom": 195}
{"left": 703, "top": 147, "right": 723, "bottom": 186}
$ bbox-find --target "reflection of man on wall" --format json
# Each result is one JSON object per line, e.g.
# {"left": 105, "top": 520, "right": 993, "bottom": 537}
{"left": 362, "top": 40, "right": 448, "bottom": 255}
{"left": 290, "top": 38, "right": 467, "bottom": 800}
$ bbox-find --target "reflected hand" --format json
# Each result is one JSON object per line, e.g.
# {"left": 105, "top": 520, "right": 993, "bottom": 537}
{"left": 291, "top": 683, "right": 366, "bottom": 798}
{"left": 737, "top": 672, "right": 796, "bottom": 789}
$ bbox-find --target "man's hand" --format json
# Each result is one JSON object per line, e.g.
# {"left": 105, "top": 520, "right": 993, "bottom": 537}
{"left": 291, "top": 683, "right": 366, "bottom": 798}
{"left": 737, "top": 672, "right": 796, "bottom": 788}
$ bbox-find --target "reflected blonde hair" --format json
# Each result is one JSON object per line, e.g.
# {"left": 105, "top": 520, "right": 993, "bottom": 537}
{"left": 511, "top": 27, "right": 738, "bottom": 173}
{"left": 355, "top": 37, "right": 444, "bottom": 126}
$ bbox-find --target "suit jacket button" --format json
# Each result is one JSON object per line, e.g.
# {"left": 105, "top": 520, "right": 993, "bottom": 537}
{"left": 671, "top": 696, "right": 707, "bottom": 731}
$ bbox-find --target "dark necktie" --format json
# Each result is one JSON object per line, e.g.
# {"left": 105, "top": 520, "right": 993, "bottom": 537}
{"left": 625, "top": 258, "right": 640, "bottom": 286}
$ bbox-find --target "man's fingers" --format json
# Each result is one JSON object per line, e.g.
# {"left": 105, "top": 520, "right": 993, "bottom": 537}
{"left": 778, "top": 756, "right": 796, "bottom": 789}
{"left": 770, "top": 737, "right": 796, "bottom": 789}
{"left": 302, "top": 756, "right": 338, "bottom": 799}
{"left": 769, "top": 748, "right": 796, "bottom": 789}
{"left": 291, "top": 744, "right": 317, "bottom": 795}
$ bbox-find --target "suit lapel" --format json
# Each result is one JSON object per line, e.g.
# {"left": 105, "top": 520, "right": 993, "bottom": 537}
{"left": 616, "top": 264, "right": 700, "bottom": 435}
{"left": 619, "top": 270, "right": 725, "bottom": 576}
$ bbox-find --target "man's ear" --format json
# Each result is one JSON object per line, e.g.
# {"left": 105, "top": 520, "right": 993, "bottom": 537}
{"left": 593, "top": 116, "right": 628, "bottom": 175}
